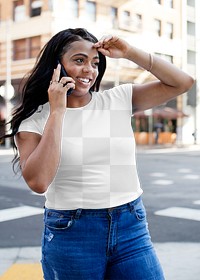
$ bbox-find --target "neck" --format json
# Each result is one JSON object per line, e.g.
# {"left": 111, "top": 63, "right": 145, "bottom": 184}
{"left": 67, "top": 92, "right": 92, "bottom": 108}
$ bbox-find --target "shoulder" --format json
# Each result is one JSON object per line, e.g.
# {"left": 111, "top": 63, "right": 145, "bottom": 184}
{"left": 33, "top": 102, "right": 50, "bottom": 118}
{"left": 18, "top": 102, "right": 50, "bottom": 134}
{"left": 94, "top": 84, "right": 133, "bottom": 110}
{"left": 27, "top": 102, "right": 50, "bottom": 121}
{"left": 103, "top": 83, "right": 133, "bottom": 96}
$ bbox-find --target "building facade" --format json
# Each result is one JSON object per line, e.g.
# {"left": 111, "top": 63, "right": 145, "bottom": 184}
{"left": 0, "top": 0, "right": 198, "bottom": 145}
{"left": 181, "top": 0, "right": 199, "bottom": 144}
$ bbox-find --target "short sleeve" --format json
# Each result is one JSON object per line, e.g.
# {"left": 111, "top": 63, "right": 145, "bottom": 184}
{"left": 100, "top": 83, "right": 133, "bottom": 112}
{"left": 17, "top": 103, "right": 50, "bottom": 135}
{"left": 110, "top": 83, "right": 133, "bottom": 101}
{"left": 18, "top": 117, "right": 43, "bottom": 135}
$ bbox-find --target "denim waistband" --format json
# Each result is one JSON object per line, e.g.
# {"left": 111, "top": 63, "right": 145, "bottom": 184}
{"left": 45, "top": 196, "right": 142, "bottom": 219}
{"left": 107, "top": 196, "right": 142, "bottom": 212}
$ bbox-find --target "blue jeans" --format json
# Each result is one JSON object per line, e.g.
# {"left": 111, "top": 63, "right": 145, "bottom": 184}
{"left": 41, "top": 196, "right": 165, "bottom": 280}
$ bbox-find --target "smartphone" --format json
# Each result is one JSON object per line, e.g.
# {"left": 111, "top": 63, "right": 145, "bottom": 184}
{"left": 57, "top": 59, "right": 73, "bottom": 96}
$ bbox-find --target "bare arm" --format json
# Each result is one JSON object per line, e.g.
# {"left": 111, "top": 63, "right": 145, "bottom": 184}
{"left": 16, "top": 111, "right": 65, "bottom": 193}
{"left": 16, "top": 64, "right": 75, "bottom": 193}
{"left": 94, "top": 36, "right": 195, "bottom": 112}
{"left": 126, "top": 47, "right": 194, "bottom": 112}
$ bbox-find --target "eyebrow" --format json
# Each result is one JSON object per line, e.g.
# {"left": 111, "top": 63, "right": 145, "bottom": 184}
{"left": 72, "top": 53, "right": 99, "bottom": 60}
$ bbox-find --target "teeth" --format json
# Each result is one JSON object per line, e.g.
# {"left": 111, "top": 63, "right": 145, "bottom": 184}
{"left": 78, "top": 78, "right": 90, "bottom": 83}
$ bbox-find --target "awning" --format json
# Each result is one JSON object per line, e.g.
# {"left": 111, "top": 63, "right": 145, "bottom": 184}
{"left": 134, "top": 107, "right": 188, "bottom": 119}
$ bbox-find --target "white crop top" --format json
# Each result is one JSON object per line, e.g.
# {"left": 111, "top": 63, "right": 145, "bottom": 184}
{"left": 18, "top": 84, "right": 143, "bottom": 210}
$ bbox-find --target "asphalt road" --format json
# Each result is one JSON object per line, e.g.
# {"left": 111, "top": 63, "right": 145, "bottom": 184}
{"left": 0, "top": 147, "right": 200, "bottom": 248}
{"left": 137, "top": 147, "right": 200, "bottom": 243}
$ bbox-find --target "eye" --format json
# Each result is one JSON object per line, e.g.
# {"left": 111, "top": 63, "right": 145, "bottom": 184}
{"left": 76, "top": 58, "right": 84, "bottom": 64}
{"left": 93, "top": 61, "right": 99, "bottom": 68}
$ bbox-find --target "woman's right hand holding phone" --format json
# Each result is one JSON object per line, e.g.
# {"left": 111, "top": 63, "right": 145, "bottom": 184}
{"left": 48, "top": 64, "right": 75, "bottom": 114}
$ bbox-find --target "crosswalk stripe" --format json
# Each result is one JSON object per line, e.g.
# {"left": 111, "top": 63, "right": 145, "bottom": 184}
{"left": 193, "top": 200, "right": 200, "bottom": 205}
{"left": 152, "top": 179, "right": 174, "bottom": 185}
{"left": 0, "top": 206, "right": 43, "bottom": 223}
{"left": 155, "top": 207, "right": 200, "bottom": 222}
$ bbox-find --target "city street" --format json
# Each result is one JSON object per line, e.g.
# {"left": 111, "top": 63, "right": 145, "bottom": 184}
{"left": 137, "top": 146, "right": 200, "bottom": 243}
{"left": 0, "top": 146, "right": 200, "bottom": 279}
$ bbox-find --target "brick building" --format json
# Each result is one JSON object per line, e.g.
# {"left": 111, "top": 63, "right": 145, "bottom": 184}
{"left": 0, "top": 0, "right": 198, "bottom": 145}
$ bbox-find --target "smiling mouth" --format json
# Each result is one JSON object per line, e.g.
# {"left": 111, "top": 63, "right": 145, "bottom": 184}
{"left": 78, "top": 77, "right": 91, "bottom": 84}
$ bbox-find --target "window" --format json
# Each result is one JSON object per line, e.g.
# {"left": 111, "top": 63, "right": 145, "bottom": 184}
{"left": 164, "top": 0, "right": 173, "bottom": 8}
{"left": 68, "top": 0, "right": 79, "bottom": 18}
{"left": 187, "top": 0, "right": 195, "bottom": 7}
{"left": 30, "top": 0, "right": 42, "bottom": 17}
{"left": 155, "top": 52, "right": 173, "bottom": 63}
{"left": 111, "top": 7, "right": 118, "bottom": 28}
{"left": 13, "top": 0, "right": 26, "bottom": 21}
{"left": 13, "top": 39, "right": 26, "bottom": 60}
{"left": 187, "top": 21, "right": 195, "bottom": 36}
{"left": 187, "top": 50, "right": 196, "bottom": 65}
{"left": 30, "top": 36, "right": 41, "bottom": 58}
{"left": 154, "top": 19, "right": 161, "bottom": 37}
{"left": 165, "top": 22, "right": 173, "bottom": 39}
{"left": 135, "top": 14, "right": 142, "bottom": 29}
{"left": 48, "top": 0, "right": 53, "bottom": 11}
{"left": 86, "top": 1, "right": 96, "bottom": 22}
{"left": 187, "top": 80, "right": 196, "bottom": 107}
{"left": 122, "top": 10, "right": 131, "bottom": 26}
{"left": 164, "top": 54, "right": 173, "bottom": 63}
{"left": 13, "top": 36, "right": 41, "bottom": 60}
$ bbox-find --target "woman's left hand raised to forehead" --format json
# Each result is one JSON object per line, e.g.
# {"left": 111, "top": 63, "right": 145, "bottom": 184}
{"left": 94, "top": 35, "right": 131, "bottom": 59}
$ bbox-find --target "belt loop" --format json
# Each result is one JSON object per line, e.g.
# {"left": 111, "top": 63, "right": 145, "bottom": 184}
{"left": 128, "top": 202, "right": 134, "bottom": 213}
{"left": 74, "top": 208, "right": 82, "bottom": 220}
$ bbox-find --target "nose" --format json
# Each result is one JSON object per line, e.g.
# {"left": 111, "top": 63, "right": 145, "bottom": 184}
{"left": 83, "top": 64, "right": 93, "bottom": 73}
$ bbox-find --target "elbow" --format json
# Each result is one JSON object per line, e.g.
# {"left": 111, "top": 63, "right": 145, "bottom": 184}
{"left": 182, "top": 76, "right": 195, "bottom": 93}
{"left": 28, "top": 180, "right": 48, "bottom": 194}
{"left": 32, "top": 186, "right": 47, "bottom": 194}
{"left": 23, "top": 174, "right": 48, "bottom": 194}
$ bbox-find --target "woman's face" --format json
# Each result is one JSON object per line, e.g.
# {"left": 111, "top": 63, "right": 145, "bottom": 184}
{"left": 61, "top": 40, "right": 99, "bottom": 96}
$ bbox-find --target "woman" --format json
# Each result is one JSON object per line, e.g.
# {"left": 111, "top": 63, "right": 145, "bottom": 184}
{"left": 2, "top": 28, "right": 194, "bottom": 279}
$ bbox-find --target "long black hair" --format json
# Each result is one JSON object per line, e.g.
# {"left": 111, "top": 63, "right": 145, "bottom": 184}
{"left": 0, "top": 28, "right": 106, "bottom": 171}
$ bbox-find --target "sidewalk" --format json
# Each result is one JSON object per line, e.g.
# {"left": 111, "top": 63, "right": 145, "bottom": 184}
{"left": 0, "top": 243, "right": 200, "bottom": 279}
{"left": 0, "top": 247, "right": 42, "bottom": 280}
{"left": 136, "top": 143, "right": 200, "bottom": 153}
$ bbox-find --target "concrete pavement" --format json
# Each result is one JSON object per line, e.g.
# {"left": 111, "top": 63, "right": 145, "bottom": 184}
{"left": 0, "top": 247, "right": 42, "bottom": 279}
{"left": 0, "top": 243, "right": 200, "bottom": 279}
{"left": 136, "top": 143, "right": 200, "bottom": 154}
